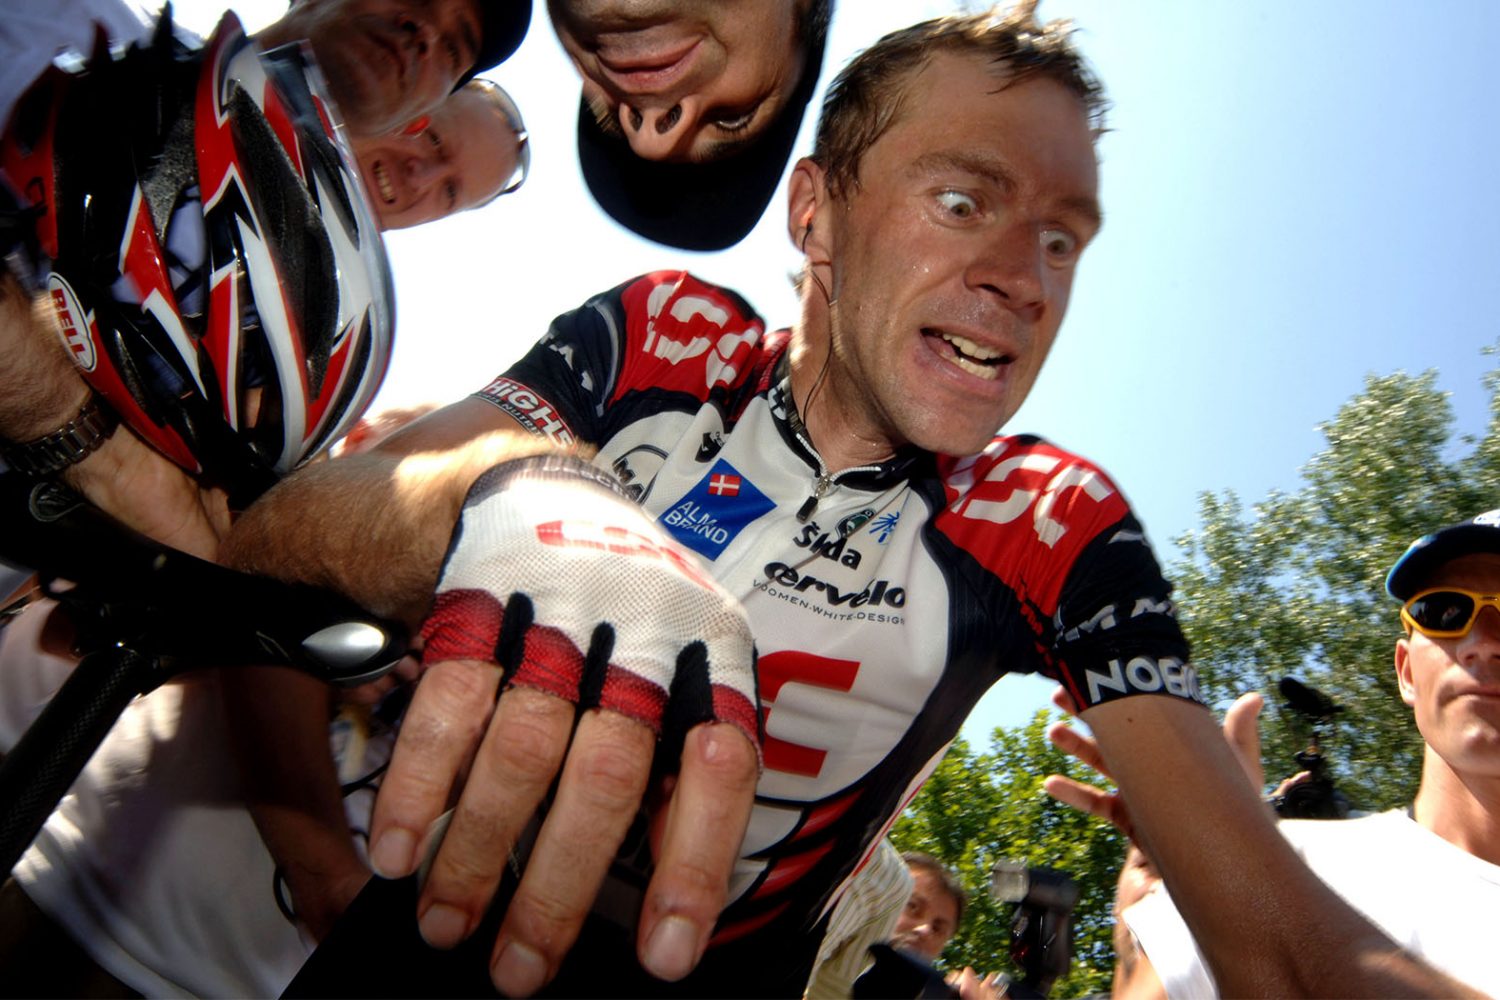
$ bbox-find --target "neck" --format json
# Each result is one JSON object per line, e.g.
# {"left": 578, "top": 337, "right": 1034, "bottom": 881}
{"left": 1411, "top": 745, "right": 1500, "bottom": 866}
{"left": 788, "top": 290, "right": 899, "bottom": 473}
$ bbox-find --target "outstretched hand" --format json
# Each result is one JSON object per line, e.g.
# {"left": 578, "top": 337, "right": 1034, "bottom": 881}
{"left": 367, "top": 455, "right": 760, "bottom": 996}
{"left": 1042, "top": 689, "right": 1268, "bottom": 842}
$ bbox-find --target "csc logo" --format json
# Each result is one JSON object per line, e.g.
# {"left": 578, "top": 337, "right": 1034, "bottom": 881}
{"left": 946, "top": 445, "right": 1116, "bottom": 547}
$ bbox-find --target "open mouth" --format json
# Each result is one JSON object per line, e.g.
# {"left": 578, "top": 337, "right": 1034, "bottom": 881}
{"left": 922, "top": 328, "right": 1013, "bottom": 380}
{"left": 370, "top": 160, "right": 396, "bottom": 205}
{"left": 594, "top": 35, "right": 700, "bottom": 94}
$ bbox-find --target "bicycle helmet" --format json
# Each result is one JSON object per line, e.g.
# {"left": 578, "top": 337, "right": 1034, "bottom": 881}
{"left": 1, "top": 11, "right": 395, "bottom": 503}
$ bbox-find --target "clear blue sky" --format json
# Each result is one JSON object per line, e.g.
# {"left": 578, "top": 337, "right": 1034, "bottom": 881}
{"left": 180, "top": 0, "right": 1500, "bottom": 737}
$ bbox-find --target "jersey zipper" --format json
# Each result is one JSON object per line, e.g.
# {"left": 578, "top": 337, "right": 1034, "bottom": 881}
{"left": 787, "top": 423, "right": 885, "bottom": 524}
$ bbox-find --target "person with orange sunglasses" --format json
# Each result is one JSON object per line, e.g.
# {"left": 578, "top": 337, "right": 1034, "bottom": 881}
{"left": 1069, "top": 511, "right": 1500, "bottom": 999}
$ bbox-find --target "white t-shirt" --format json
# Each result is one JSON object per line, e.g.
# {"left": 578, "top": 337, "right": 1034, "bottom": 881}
{"left": 1124, "top": 809, "right": 1500, "bottom": 998}
{"left": 1, "top": 600, "right": 387, "bottom": 998}
{"left": 0, "top": 0, "right": 157, "bottom": 131}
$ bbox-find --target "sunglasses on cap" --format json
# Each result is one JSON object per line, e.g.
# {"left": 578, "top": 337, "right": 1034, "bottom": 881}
{"left": 1401, "top": 588, "right": 1500, "bottom": 639}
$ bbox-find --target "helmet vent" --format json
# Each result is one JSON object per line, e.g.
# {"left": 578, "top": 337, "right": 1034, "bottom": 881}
{"left": 227, "top": 84, "right": 337, "bottom": 395}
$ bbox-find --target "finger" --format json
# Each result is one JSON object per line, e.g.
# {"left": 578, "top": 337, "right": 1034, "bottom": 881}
{"left": 1046, "top": 721, "right": 1112, "bottom": 781}
{"left": 1050, "top": 685, "right": 1080, "bottom": 718}
{"left": 1043, "top": 774, "right": 1132, "bottom": 837}
{"left": 487, "top": 707, "right": 654, "bottom": 996}
{"left": 369, "top": 657, "right": 501, "bottom": 879}
{"left": 416, "top": 685, "right": 573, "bottom": 951}
{"left": 1222, "top": 690, "right": 1266, "bottom": 790}
{"left": 636, "top": 721, "right": 758, "bottom": 982}
{"left": 1270, "top": 770, "right": 1312, "bottom": 798}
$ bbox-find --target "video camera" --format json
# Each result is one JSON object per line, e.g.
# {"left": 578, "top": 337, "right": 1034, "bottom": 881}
{"left": 1270, "top": 676, "right": 1350, "bottom": 820}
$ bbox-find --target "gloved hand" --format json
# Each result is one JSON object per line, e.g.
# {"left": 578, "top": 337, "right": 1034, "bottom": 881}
{"left": 367, "top": 453, "right": 761, "bottom": 996}
{"left": 420, "top": 453, "right": 759, "bottom": 748}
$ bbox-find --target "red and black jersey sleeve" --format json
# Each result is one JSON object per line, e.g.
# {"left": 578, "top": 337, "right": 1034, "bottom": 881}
{"left": 473, "top": 271, "right": 767, "bottom": 448}
{"left": 934, "top": 436, "right": 1201, "bottom": 711}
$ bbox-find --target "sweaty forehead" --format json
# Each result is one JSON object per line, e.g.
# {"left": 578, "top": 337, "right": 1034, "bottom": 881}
{"left": 1424, "top": 553, "right": 1500, "bottom": 591}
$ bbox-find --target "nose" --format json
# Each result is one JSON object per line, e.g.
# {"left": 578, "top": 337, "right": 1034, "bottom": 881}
{"left": 966, "top": 224, "right": 1046, "bottom": 314}
{"left": 399, "top": 13, "right": 436, "bottom": 58}
{"left": 403, "top": 154, "right": 443, "bottom": 192}
{"left": 1458, "top": 605, "right": 1500, "bottom": 665}
{"left": 618, "top": 101, "right": 695, "bottom": 160}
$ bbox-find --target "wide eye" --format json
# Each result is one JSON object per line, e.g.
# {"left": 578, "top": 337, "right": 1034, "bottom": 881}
{"left": 935, "top": 189, "right": 978, "bottom": 219}
{"left": 1041, "top": 226, "right": 1078, "bottom": 259}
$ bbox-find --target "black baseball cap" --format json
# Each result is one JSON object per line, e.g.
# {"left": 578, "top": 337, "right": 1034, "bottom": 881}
{"left": 1386, "top": 510, "right": 1500, "bottom": 600}
{"left": 576, "top": 9, "right": 829, "bottom": 251}
{"left": 457, "top": 0, "right": 532, "bottom": 87}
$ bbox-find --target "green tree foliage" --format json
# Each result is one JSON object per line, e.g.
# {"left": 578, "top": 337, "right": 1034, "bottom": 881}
{"left": 1171, "top": 359, "right": 1500, "bottom": 811}
{"left": 889, "top": 718, "right": 1124, "bottom": 998}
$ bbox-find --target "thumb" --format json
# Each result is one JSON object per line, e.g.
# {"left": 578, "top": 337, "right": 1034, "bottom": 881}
{"left": 1222, "top": 690, "right": 1266, "bottom": 791}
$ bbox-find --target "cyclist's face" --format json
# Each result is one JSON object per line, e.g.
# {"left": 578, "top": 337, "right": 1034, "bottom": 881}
{"left": 793, "top": 54, "right": 1099, "bottom": 463}
{"left": 552, "top": 0, "right": 806, "bottom": 162}
{"left": 1396, "top": 553, "right": 1500, "bottom": 778}
{"left": 355, "top": 88, "right": 521, "bottom": 229}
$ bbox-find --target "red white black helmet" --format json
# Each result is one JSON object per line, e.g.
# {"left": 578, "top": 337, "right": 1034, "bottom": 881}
{"left": 1, "top": 11, "right": 394, "bottom": 503}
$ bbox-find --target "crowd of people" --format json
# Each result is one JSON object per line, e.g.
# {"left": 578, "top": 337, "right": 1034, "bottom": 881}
{"left": 0, "top": 2, "right": 1495, "bottom": 998}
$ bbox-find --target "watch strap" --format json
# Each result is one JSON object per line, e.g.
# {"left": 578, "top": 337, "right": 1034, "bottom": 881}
{"left": 0, "top": 396, "right": 118, "bottom": 478}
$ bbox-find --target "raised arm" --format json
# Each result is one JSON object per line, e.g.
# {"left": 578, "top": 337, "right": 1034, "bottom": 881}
{"left": 0, "top": 272, "right": 228, "bottom": 560}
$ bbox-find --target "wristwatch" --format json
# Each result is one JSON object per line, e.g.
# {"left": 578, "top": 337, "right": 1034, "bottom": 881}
{"left": 0, "top": 396, "right": 118, "bottom": 478}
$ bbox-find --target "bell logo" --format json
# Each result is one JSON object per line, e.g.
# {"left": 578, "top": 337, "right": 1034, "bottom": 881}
{"left": 46, "top": 275, "right": 97, "bottom": 372}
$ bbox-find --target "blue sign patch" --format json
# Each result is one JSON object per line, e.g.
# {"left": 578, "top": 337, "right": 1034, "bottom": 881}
{"left": 660, "top": 459, "right": 775, "bottom": 560}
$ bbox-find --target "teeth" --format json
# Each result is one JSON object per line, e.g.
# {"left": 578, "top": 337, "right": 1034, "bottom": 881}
{"left": 373, "top": 162, "right": 395, "bottom": 204}
{"left": 949, "top": 353, "right": 1001, "bottom": 380}
{"left": 941, "top": 331, "right": 1001, "bottom": 360}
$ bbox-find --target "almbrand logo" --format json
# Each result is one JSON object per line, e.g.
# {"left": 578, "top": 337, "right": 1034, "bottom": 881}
{"left": 661, "top": 459, "right": 774, "bottom": 560}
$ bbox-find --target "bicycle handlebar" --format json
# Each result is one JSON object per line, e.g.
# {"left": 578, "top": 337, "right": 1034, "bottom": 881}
{"left": 0, "top": 471, "right": 408, "bottom": 874}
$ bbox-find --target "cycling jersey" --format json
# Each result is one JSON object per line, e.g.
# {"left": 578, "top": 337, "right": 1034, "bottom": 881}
{"left": 477, "top": 270, "right": 1202, "bottom": 991}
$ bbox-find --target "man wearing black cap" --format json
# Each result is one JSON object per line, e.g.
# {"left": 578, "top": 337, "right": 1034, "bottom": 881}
{"left": 563, "top": 0, "right": 833, "bottom": 250}
{"left": 260, "top": 0, "right": 530, "bottom": 137}
{"left": 1090, "top": 511, "right": 1500, "bottom": 998}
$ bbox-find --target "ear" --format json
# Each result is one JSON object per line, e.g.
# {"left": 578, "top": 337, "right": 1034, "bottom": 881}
{"left": 1395, "top": 636, "right": 1418, "bottom": 707}
{"left": 787, "top": 157, "right": 832, "bottom": 259}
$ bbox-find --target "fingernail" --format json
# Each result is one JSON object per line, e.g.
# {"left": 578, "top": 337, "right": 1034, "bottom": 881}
{"left": 492, "top": 939, "right": 548, "bottom": 997}
{"left": 370, "top": 828, "right": 416, "bottom": 877}
{"left": 418, "top": 902, "right": 470, "bottom": 949}
{"left": 642, "top": 915, "right": 702, "bottom": 982}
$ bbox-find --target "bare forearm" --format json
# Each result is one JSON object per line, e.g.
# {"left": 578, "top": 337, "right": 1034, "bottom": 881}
{"left": 1089, "top": 696, "right": 1479, "bottom": 997}
{"left": 0, "top": 272, "right": 90, "bottom": 440}
{"left": 223, "top": 666, "right": 368, "bottom": 940}
{"left": 221, "top": 429, "right": 560, "bottom": 625}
